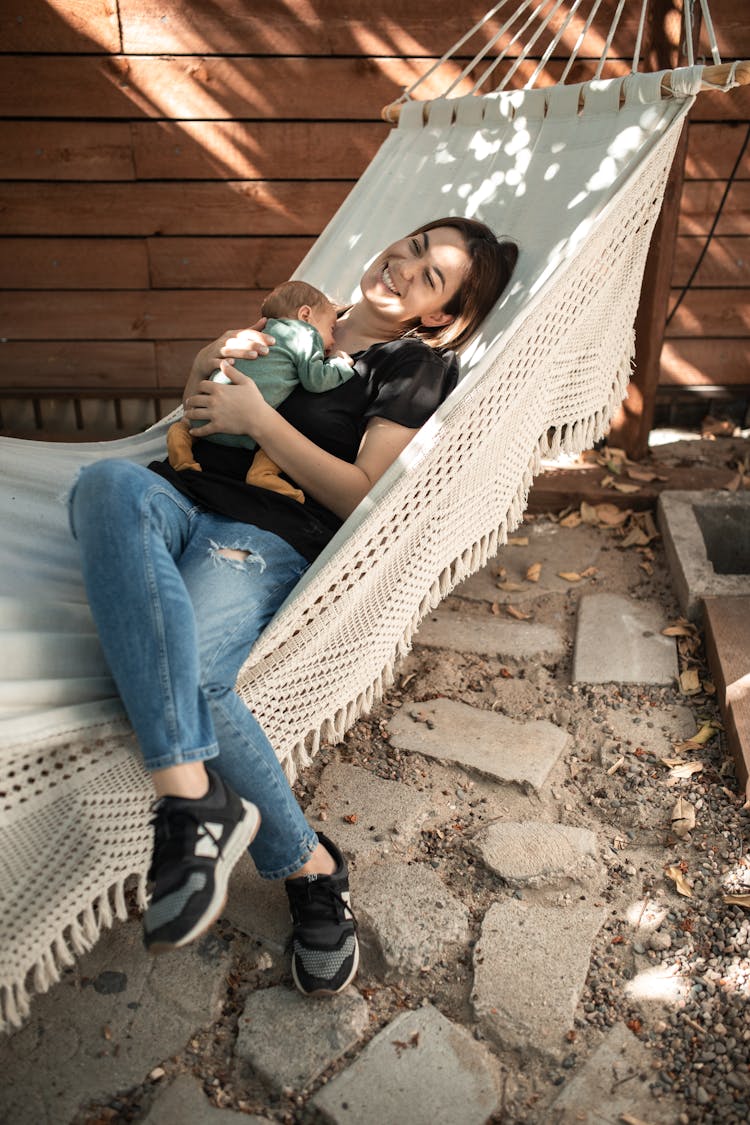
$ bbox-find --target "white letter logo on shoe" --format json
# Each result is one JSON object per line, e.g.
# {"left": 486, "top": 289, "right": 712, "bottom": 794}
{"left": 194, "top": 822, "right": 223, "bottom": 859}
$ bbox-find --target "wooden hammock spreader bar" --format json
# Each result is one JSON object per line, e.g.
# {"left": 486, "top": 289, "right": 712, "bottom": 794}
{"left": 380, "top": 60, "right": 750, "bottom": 124}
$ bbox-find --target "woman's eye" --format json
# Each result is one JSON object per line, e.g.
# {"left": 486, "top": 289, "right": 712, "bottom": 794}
{"left": 424, "top": 270, "right": 435, "bottom": 289}
{"left": 410, "top": 239, "right": 420, "bottom": 255}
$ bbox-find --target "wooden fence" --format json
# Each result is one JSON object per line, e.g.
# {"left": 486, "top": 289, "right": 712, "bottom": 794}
{"left": 0, "top": 0, "right": 747, "bottom": 440}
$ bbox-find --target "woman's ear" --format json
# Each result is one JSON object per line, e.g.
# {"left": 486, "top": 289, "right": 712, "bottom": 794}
{"left": 297, "top": 304, "right": 313, "bottom": 323}
{"left": 420, "top": 309, "right": 454, "bottom": 328}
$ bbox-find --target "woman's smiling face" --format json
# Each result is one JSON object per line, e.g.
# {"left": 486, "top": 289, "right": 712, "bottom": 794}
{"left": 360, "top": 225, "right": 471, "bottom": 329}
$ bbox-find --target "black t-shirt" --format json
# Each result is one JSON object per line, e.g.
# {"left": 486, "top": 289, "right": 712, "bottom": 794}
{"left": 148, "top": 337, "right": 459, "bottom": 561}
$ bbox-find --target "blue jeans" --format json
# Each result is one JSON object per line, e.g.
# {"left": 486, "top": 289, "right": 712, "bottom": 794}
{"left": 68, "top": 458, "right": 318, "bottom": 879}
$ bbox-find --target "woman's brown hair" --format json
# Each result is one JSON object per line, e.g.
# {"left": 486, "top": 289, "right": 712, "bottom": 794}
{"left": 406, "top": 217, "right": 518, "bottom": 351}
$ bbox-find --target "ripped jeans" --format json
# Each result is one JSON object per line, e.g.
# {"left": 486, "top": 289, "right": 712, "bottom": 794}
{"left": 68, "top": 458, "right": 318, "bottom": 879}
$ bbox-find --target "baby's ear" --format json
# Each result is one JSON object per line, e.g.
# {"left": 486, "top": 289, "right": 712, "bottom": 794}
{"left": 297, "top": 304, "right": 313, "bottom": 323}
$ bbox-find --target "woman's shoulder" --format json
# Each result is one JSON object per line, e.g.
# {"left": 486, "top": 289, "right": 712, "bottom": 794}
{"left": 361, "top": 335, "right": 457, "bottom": 373}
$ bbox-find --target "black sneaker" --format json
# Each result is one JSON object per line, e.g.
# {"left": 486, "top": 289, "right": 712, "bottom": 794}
{"left": 143, "top": 768, "right": 260, "bottom": 954}
{"left": 284, "top": 834, "right": 359, "bottom": 996}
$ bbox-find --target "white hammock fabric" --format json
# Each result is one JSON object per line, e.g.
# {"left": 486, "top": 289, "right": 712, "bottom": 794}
{"left": 0, "top": 66, "right": 701, "bottom": 1031}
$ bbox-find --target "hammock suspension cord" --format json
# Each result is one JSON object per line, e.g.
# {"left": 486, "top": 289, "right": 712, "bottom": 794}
{"left": 387, "top": 0, "right": 729, "bottom": 116}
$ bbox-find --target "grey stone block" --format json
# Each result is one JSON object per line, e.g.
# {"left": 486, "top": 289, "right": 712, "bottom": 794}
{"left": 310, "top": 1004, "right": 499, "bottom": 1125}
{"left": 413, "top": 608, "right": 565, "bottom": 659}
{"left": 356, "top": 859, "right": 470, "bottom": 978}
{"left": 472, "top": 899, "right": 606, "bottom": 1060}
{"left": 469, "top": 820, "right": 600, "bottom": 887}
{"left": 572, "top": 593, "right": 678, "bottom": 684}
{"left": 0, "top": 921, "right": 230, "bottom": 1125}
{"left": 658, "top": 490, "right": 750, "bottom": 619}
{"left": 552, "top": 1022, "right": 676, "bottom": 1124}
{"left": 222, "top": 854, "right": 290, "bottom": 951}
{"left": 388, "top": 698, "right": 568, "bottom": 793}
{"left": 305, "top": 762, "right": 432, "bottom": 863}
{"left": 235, "top": 985, "right": 369, "bottom": 1093}
{"left": 141, "top": 1074, "right": 259, "bottom": 1124}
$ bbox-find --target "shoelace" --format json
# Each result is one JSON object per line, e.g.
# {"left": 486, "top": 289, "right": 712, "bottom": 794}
{"left": 148, "top": 801, "right": 223, "bottom": 880}
{"left": 287, "top": 879, "right": 357, "bottom": 929}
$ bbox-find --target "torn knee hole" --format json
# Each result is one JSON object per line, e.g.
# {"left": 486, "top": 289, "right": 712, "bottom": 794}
{"left": 216, "top": 548, "right": 250, "bottom": 562}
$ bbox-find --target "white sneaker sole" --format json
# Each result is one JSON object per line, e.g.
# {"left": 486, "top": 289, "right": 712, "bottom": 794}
{"left": 147, "top": 798, "right": 260, "bottom": 955}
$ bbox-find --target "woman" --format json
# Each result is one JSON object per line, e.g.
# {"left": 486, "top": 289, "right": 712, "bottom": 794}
{"left": 68, "top": 218, "right": 518, "bottom": 997}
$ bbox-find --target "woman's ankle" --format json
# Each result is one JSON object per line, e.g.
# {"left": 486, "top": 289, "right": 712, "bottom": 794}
{"left": 287, "top": 841, "right": 336, "bottom": 880}
{"left": 152, "top": 761, "right": 210, "bottom": 800}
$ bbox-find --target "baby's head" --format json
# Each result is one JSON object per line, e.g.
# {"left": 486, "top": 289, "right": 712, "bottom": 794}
{"left": 261, "top": 280, "right": 338, "bottom": 352}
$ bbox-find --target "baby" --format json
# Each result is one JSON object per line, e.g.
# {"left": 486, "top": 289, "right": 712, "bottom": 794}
{"left": 167, "top": 280, "right": 354, "bottom": 502}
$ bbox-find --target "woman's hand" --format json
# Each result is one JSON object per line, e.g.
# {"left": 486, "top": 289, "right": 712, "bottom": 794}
{"left": 183, "top": 320, "right": 276, "bottom": 402}
{"left": 185, "top": 360, "right": 272, "bottom": 439}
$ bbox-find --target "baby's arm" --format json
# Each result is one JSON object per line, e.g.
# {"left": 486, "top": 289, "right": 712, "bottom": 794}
{"left": 295, "top": 329, "right": 355, "bottom": 393}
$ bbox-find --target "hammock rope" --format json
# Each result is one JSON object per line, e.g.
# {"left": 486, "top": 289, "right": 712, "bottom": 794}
{"left": 383, "top": 0, "right": 736, "bottom": 122}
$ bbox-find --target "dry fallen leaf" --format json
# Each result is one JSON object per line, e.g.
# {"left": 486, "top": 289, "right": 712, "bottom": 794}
{"left": 612, "top": 481, "right": 641, "bottom": 494}
{"left": 559, "top": 511, "right": 582, "bottom": 528}
{"left": 722, "top": 894, "right": 750, "bottom": 908}
{"left": 580, "top": 501, "right": 600, "bottom": 525}
{"left": 620, "top": 526, "right": 651, "bottom": 549}
{"left": 508, "top": 536, "right": 529, "bottom": 547}
{"left": 491, "top": 602, "right": 501, "bottom": 616}
{"left": 595, "top": 503, "right": 631, "bottom": 527}
{"left": 600, "top": 473, "right": 615, "bottom": 488}
{"left": 342, "top": 813, "right": 358, "bottom": 824}
{"left": 558, "top": 571, "right": 582, "bottom": 582}
{"left": 620, "top": 1115, "right": 655, "bottom": 1125}
{"left": 639, "top": 561, "right": 654, "bottom": 576}
{"left": 580, "top": 566, "right": 598, "bottom": 578}
{"left": 662, "top": 623, "right": 696, "bottom": 637}
{"left": 673, "top": 721, "right": 720, "bottom": 752}
{"left": 497, "top": 580, "right": 525, "bottom": 592}
{"left": 679, "top": 668, "right": 701, "bottom": 694}
{"left": 626, "top": 466, "right": 659, "bottom": 483}
{"left": 665, "top": 865, "right": 693, "bottom": 898}
{"left": 526, "top": 562, "right": 542, "bottom": 583}
{"left": 506, "top": 604, "right": 532, "bottom": 620}
{"left": 663, "top": 760, "right": 704, "bottom": 779}
{"left": 671, "top": 796, "right": 696, "bottom": 838}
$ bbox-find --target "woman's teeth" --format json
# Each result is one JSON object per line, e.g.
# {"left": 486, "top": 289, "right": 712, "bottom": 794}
{"left": 383, "top": 265, "right": 400, "bottom": 295}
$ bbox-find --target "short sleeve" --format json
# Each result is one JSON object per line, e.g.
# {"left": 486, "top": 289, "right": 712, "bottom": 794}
{"left": 362, "top": 339, "right": 459, "bottom": 430}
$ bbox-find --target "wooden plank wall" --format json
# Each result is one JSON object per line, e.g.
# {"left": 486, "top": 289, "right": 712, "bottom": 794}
{"left": 0, "top": 0, "right": 747, "bottom": 438}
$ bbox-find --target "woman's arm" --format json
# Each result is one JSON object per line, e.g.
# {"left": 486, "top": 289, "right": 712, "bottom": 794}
{"left": 185, "top": 361, "right": 417, "bottom": 520}
{"left": 182, "top": 322, "right": 276, "bottom": 404}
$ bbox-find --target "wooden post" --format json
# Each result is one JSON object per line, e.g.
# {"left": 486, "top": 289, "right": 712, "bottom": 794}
{"left": 608, "top": 0, "right": 698, "bottom": 458}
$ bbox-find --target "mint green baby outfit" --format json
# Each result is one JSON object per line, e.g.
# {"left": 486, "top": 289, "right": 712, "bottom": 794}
{"left": 197, "top": 317, "right": 354, "bottom": 451}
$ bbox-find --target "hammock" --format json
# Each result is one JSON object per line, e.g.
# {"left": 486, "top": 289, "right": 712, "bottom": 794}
{"left": 0, "top": 1, "right": 744, "bottom": 1030}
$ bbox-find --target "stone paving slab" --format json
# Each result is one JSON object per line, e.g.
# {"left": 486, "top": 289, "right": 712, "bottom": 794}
{"left": 469, "top": 820, "right": 601, "bottom": 888}
{"left": 235, "top": 985, "right": 369, "bottom": 1094}
{"left": 472, "top": 899, "right": 606, "bottom": 1060}
{"left": 413, "top": 607, "right": 565, "bottom": 660}
{"left": 355, "top": 859, "right": 470, "bottom": 979}
{"left": 551, "top": 1022, "right": 676, "bottom": 1124}
{"left": 454, "top": 522, "right": 603, "bottom": 603}
{"left": 572, "top": 593, "right": 678, "bottom": 684}
{"left": 0, "top": 921, "right": 230, "bottom": 1125}
{"left": 305, "top": 761, "right": 433, "bottom": 864}
{"left": 221, "top": 855, "right": 290, "bottom": 951}
{"left": 388, "top": 698, "right": 569, "bottom": 793}
{"left": 142, "top": 1073, "right": 261, "bottom": 1124}
{"left": 310, "top": 1004, "right": 500, "bottom": 1125}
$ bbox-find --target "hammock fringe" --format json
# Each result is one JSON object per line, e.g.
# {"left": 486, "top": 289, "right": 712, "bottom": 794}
{"left": 0, "top": 873, "right": 138, "bottom": 1034}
